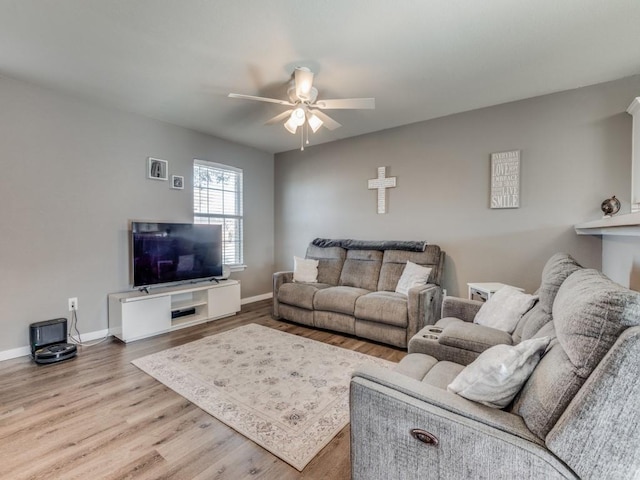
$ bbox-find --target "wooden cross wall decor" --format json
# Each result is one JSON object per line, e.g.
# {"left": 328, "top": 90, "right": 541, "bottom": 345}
{"left": 368, "top": 166, "right": 397, "bottom": 214}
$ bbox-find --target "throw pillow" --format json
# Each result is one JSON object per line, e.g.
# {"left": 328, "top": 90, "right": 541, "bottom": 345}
{"left": 293, "top": 256, "right": 318, "bottom": 283}
{"left": 395, "top": 261, "right": 432, "bottom": 296}
{"left": 447, "top": 336, "right": 551, "bottom": 409}
{"left": 474, "top": 286, "right": 538, "bottom": 333}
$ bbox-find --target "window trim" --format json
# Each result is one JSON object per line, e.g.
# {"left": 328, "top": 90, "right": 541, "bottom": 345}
{"left": 193, "top": 160, "right": 244, "bottom": 269}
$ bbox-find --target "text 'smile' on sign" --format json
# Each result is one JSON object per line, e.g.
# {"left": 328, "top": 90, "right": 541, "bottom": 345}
{"left": 490, "top": 150, "right": 520, "bottom": 209}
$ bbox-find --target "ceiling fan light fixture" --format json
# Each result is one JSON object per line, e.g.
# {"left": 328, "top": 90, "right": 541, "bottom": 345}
{"left": 228, "top": 67, "right": 375, "bottom": 145}
{"left": 308, "top": 113, "right": 323, "bottom": 133}
{"left": 284, "top": 117, "right": 298, "bottom": 134}
{"left": 294, "top": 67, "right": 314, "bottom": 101}
{"left": 291, "top": 107, "right": 306, "bottom": 126}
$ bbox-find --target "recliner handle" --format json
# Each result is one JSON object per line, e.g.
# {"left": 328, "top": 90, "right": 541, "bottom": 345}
{"left": 410, "top": 428, "right": 439, "bottom": 446}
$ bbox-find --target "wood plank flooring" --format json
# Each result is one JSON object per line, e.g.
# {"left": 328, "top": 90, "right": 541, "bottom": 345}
{"left": 0, "top": 300, "right": 406, "bottom": 479}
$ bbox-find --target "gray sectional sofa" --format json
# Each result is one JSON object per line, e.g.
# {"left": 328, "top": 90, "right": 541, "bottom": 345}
{"left": 350, "top": 254, "right": 640, "bottom": 479}
{"left": 272, "top": 239, "right": 445, "bottom": 348}
{"left": 411, "top": 253, "right": 582, "bottom": 365}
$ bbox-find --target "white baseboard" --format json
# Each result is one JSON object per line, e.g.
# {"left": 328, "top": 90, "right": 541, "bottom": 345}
{"left": 0, "top": 295, "right": 273, "bottom": 362}
{"left": 241, "top": 292, "right": 273, "bottom": 305}
{"left": 0, "top": 328, "right": 111, "bottom": 362}
{"left": 0, "top": 346, "right": 31, "bottom": 362}
{"left": 70, "top": 328, "right": 111, "bottom": 343}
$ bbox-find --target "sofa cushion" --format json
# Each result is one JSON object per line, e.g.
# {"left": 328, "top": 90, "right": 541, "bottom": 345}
{"left": 512, "top": 304, "right": 547, "bottom": 344}
{"left": 293, "top": 256, "right": 318, "bottom": 283}
{"left": 435, "top": 317, "right": 466, "bottom": 329}
{"left": 422, "top": 361, "right": 465, "bottom": 389}
{"left": 355, "top": 319, "right": 409, "bottom": 348}
{"left": 513, "top": 268, "right": 640, "bottom": 439}
{"left": 314, "top": 286, "right": 370, "bottom": 315}
{"left": 339, "top": 249, "right": 383, "bottom": 291}
{"left": 354, "top": 291, "right": 408, "bottom": 327}
{"left": 278, "top": 303, "right": 314, "bottom": 327}
{"left": 394, "top": 353, "right": 439, "bottom": 381}
{"left": 278, "top": 282, "right": 331, "bottom": 310}
{"left": 474, "top": 286, "right": 538, "bottom": 333}
{"left": 513, "top": 253, "right": 583, "bottom": 343}
{"left": 305, "top": 245, "right": 347, "bottom": 285}
{"left": 448, "top": 336, "right": 551, "bottom": 409}
{"left": 537, "top": 253, "right": 583, "bottom": 317}
{"left": 377, "top": 247, "right": 442, "bottom": 291}
{"left": 314, "top": 310, "right": 356, "bottom": 335}
{"left": 438, "top": 323, "right": 513, "bottom": 354}
{"left": 555, "top": 269, "right": 640, "bottom": 375}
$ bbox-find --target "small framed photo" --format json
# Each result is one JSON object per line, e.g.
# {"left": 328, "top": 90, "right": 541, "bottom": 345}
{"left": 171, "top": 175, "right": 184, "bottom": 190}
{"left": 148, "top": 157, "right": 168, "bottom": 181}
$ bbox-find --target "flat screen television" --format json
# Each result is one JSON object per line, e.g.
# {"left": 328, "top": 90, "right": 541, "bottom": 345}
{"left": 131, "top": 222, "right": 223, "bottom": 288}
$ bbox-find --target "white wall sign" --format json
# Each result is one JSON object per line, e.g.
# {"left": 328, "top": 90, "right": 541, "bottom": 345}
{"left": 490, "top": 150, "right": 520, "bottom": 209}
{"left": 368, "top": 166, "right": 396, "bottom": 214}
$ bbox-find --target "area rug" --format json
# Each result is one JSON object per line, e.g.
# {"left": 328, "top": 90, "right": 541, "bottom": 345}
{"left": 131, "top": 323, "right": 395, "bottom": 470}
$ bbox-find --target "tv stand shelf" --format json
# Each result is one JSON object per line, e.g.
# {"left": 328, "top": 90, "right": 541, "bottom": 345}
{"left": 172, "top": 296, "right": 208, "bottom": 308}
{"left": 108, "top": 280, "right": 240, "bottom": 343}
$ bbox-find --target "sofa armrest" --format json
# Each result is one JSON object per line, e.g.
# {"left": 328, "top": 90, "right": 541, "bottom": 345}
{"left": 441, "top": 296, "right": 483, "bottom": 322}
{"left": 272, "top": 271, "right": 294, "bottom": 318}
{"left": 350, "top": 366, "right": 576, "bottom": 480}
{"left": 407, "top": 283, "right": 443, "bottom": 341}
{"left": 438, "top": 323, "right": 513, "bottom": 354}
{"left": 352, "top": 365, "right": 539, "bottom": 441}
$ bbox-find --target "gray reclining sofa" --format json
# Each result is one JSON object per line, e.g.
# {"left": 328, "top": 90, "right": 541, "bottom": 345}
{"left": 412, "top": 253, "right": 582, "bottom": 365}
{"left": 350, "top": 256, "right": 640, "bottom": 479}
{"left": 272, "top": 239, "right": 445, "bottom": 348}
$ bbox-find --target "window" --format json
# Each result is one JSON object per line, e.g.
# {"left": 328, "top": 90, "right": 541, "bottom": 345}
{"left": 193, "top": 160, "right": 243, "bottom": 267}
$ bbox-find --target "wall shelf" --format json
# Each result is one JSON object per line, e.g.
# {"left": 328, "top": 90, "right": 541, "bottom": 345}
{"left": 576, "top": 97, "right": 640, "bottom": 237}
{"left": 575, "top": 212, "right": 640, "bottom": 236}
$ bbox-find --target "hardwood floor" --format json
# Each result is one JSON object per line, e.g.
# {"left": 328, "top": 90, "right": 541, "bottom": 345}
{"left": 0, "top": 300, "right": 407, "bottom": 479}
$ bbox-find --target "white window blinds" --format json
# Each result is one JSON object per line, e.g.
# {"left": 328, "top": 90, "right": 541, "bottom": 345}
{"left": 193, "top": 160, "right": 243, "bottom": 266}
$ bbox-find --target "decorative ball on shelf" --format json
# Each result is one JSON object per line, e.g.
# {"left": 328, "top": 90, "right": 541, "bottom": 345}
{"left": 601, "top": 195, "right": 621, "bottom": 216}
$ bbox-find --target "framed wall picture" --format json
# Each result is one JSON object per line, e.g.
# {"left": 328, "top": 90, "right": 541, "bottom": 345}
{"left": 148, "top": 157, "right": 168, "bottom": 181}
{"left": 171, "top": 175, "right": 184, "bottom": 190}
{"left": 490, "top": 150, "right": 520, "bottom": 209}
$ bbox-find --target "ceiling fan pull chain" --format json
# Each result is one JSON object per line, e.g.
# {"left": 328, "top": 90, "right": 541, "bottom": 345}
{"left": 300, "top": 126, "right": 304, "bottom": 151}
{"left": 306, "top": 121, "right": 310, "bottom": 145}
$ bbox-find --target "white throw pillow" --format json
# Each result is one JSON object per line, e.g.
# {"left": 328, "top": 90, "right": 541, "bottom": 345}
{"left": 395, "top": 261, "right": 432, "bottom": 296}
{"left": 474, "top": 286, "right": 538, "bottom": 333}
{"left": 447, "top": 336, "right": 551, "bottom": 408}
{"left": 293, "top": 256, "right": 318, "bottom": 283}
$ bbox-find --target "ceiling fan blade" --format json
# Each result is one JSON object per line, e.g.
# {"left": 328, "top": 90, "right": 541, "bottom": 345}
{"left": 294, "top": 67, "right": 315, "bottom": 101}
{"left": 309, "top": 109, "right": 342, "bottom": 130}
{"left": 228, "top": 93, "right": 295, "bottom": 106}
{"left": 313, "top": 98, "right": 375, "bottom": 110}
{"left": 264, "top": 110, "right": 293, "bottom": 125}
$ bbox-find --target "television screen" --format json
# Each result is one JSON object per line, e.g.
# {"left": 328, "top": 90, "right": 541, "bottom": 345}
{"left": 131, "top": 222, "right": 223, "bottom": 287}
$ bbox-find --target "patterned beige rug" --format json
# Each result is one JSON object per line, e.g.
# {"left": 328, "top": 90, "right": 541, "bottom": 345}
{"left": 132, "top": 323, "right": 395, "bottom": 471}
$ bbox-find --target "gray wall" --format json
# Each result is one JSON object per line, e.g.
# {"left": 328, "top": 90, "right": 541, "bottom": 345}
{"left": 0, "top": 75, "right": 274, "bottom": 353}
{"left": 275, "top": 76, "right": 640, "bottom": 297}
{"left": 603, "top": 236, "right": 640, "bottom": 290}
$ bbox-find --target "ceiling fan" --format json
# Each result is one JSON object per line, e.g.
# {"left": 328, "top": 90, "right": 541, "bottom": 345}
{"left": 228, "top": 67, "right": 375, "bottom": 149}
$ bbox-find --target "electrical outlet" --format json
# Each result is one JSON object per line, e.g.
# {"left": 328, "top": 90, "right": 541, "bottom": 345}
{"left": 68, "top": 297, "right": 78, "bottom": 311}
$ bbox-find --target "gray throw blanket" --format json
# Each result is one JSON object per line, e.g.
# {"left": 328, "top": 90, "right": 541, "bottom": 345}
{"left": 311, "top": 238, "right": 428, "bottom": 252}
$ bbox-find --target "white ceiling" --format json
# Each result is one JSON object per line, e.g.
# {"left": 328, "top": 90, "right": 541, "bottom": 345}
{"left": 1, "top": 0, "right": 639, "bottom": 154}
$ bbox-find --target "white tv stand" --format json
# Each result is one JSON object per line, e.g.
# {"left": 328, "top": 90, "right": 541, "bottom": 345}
{"left": 108, "top": 280, "right": 240, "bottom": 343}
